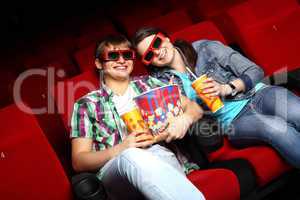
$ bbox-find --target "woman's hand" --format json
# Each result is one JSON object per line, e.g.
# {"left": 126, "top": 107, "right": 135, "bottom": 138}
{"left": 202, "top": 77, "right": 232, "bottom": 97}
{"left": 164, "top": 113, "right": 193, "bottom": 143}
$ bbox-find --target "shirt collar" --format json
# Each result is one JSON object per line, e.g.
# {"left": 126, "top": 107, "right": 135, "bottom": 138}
{"left": 99, "top": 82, "right": 114, "bottom": 100}
{"left": 100, "top": 80, "right": 134, "bottom": 100}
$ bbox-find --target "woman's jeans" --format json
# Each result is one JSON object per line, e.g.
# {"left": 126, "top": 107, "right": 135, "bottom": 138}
{"left": 100, "top": 144, "right": 205, "bottom": 200}
{"left": 229, "top": 86, "right": 300, "bottom": 168}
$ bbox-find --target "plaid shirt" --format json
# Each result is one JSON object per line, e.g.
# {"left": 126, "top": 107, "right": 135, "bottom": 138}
{"left": 70, "top": 76, "right": 199, "bottom": 175}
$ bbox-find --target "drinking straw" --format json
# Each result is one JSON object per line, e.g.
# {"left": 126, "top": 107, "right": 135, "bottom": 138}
{"left": 185, "top": 67, "right": 198, "bottom": 80}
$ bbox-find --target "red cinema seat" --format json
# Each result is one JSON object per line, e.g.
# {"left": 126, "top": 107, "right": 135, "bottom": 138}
{"left": 225, "top": 0, "right": 300, "bottom": 75}
{"left": 73, "top": 20, "right": 118, "bottom": 72}
{"left": 132, "top": 59, "right": 149, "bottom": 76}
{"left": 23, "top": 54, "right": 79, "bottom": 78}
{"left": 0, "top": 104, "right": 72, "bottom": 200}
{"left": 170, "top": 20, "right": 292, "bottom": 186}
{"left": 75, "top": 20, "right": 118, "bottom": 50}
{"left": 208, "top": 138, "right": 291, "bottom": 186}
{"left": 138, "top": 9, "right": 194, "bottom": 36}
{"left": 171, "top": 21, "right": 226, "bottom": 43}
{"left": 73, "top": 44, "right": 96, "bottom": 72}
{"left": 226, "top": 0, "right": 299, "bottom": 32}
{"left": 111, "top": 0, "right": 169, "bottom": 37}
{"left": 168, "top": 0, "right": 196, "bottom": 10}
{"left": 14, "top": 67, "right": 73, "bottom": 173}
{"left": 52, "top": 69, "right": 99, "bottom": 130}
{"left": 193, "top": 0, "right": 245, "bottom": 19}
{"left": 0, "top": 68, "right": 18, "bottom": 109}
{"left": 188, "top": 169, "right": 240, "bottom": 200}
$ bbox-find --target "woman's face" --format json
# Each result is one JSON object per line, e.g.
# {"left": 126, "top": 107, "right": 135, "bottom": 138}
{"left": 136, "top": 34, "right": 175, "bottom": 67}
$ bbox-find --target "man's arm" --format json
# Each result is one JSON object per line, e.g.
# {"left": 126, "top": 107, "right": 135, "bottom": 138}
{"left": 72, "top": 133, "right": 154, "bottom": 172}
{"left": 208, "top": 41, "right": 265, "bottom": 92}
{"left": 70, "top": 100, "right": 154, "bottom": 173}
{"left": 72, "top": 138, "right": 121, "bottom": 172}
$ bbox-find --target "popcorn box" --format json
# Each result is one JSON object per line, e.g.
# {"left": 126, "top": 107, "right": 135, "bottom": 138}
{"left": 134, "top": 84, "right": 183, "bottom": 135}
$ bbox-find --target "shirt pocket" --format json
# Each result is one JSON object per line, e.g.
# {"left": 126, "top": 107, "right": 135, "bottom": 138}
{"left": 97, "top": 110, "right": 117, "bottom": 134}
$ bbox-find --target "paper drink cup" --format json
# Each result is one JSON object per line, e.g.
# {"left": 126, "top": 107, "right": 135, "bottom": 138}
{"left": 191, "top": 74, "right": 224, "bottom": 113}
{"left": 134, "top": 84, "right": 183, "bottom": 135}
{"left": 121, "top": 107, "right": 149, "bottom": 134}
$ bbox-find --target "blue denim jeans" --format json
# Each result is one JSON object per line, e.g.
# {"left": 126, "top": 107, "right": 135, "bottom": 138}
{"left": 100, "top": 144, "right": 205, "bottom": 200}
{"left": 228, "top": 86, "right": 300, "bottom": 168}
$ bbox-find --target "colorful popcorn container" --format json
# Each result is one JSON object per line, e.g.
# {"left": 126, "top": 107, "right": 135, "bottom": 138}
{"left": 134, "top": 84, "right": 183, "bottom": 135}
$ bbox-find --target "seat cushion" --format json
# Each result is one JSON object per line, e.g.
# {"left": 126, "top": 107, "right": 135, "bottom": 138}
{"left": 188, "top": 169, "right": 240, "bottom": 200}
{"left": 208, "top": 138, "right": 291, "bottom": 186}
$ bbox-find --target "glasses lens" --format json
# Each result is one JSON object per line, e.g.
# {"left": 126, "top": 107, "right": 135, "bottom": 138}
{"left": 122, "top": 51, "right": 134, "bottom": 60}
{"left": 107, "top": 52, "right": 119, "bottom": 60}
{"left": 152, "top": 37, "right": 162, "bottom": 49}
{"left": 144, "top": 51, "right": 154, "bottom": 62}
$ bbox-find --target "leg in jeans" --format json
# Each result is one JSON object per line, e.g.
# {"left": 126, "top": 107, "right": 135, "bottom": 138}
{"left": 229, "top": 86, "right": 300, "bottom": 168}
{"left": 260, "top": 86, "right": 300, "bottom": 131}
{"left": 100, "top": 144, "right": 206, "bottom": 200}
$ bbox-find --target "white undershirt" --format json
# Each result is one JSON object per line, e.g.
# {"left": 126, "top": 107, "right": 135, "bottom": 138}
{"left": 112, "top": 85, "right": 138, "bottom": 115}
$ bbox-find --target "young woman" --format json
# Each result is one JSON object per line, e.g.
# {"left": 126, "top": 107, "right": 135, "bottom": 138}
{"left": 133, "top": 27, "right": 300, "bottom": 168}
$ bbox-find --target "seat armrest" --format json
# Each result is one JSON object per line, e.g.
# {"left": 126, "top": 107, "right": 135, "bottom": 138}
{"left": 72, "top": 173, "right": 107, "bottom": 200}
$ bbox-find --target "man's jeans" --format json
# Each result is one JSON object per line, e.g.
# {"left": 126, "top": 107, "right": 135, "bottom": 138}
{"left": 229, "top": 86, "right": 300, "bottom": 168}
{"left": 100, "top": 144, "right": 205, "bottom": 200}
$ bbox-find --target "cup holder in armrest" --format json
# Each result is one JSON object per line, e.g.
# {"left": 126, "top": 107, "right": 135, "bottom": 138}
{"left": 72, "top": 173, "right": 107, "bottom": 200}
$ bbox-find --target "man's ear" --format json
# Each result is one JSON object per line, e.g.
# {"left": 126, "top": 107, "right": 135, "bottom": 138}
{"left": 95, "top": 58, "right": 102, "bottom": 70}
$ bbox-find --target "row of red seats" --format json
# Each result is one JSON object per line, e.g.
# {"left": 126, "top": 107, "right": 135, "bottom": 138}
{"left": 1, "top": 1, "right": 299, "bottom": 199}
{"left": 6, "top": 0, "right": 298, "bottom": 109}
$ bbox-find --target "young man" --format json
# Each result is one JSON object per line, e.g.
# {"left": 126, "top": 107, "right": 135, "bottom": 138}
{"left": 70, "top": 34, "right": 205, "bottom": 200}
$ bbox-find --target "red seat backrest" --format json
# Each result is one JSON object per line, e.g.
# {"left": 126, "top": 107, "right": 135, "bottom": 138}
{"left": 0, "top": 104, "right": 72, "bottom": 200}
{"left": 170, "top": 21, "right": 227, "bottom": 44}
{"left": 137, "top": 9, "right": 193, "bottom": 36}
{"left": 52, "top": 69, "right": 100, "bottom": 131}
{"left": 75, "top": 20, "right": 118, "bottom": 50}
{"left": 227, "top": 0, "right": 299, "bottom": 31}
{"left": 73, "top": 44, "right": 97, "bottom": 72}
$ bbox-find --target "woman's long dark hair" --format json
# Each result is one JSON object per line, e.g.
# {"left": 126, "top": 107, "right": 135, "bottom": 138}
{"left": 132, "top": 27, "right": 198, "bottom": 73}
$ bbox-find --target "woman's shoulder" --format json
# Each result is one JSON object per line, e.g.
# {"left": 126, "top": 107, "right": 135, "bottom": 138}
{"left": 192, "top": 39, "right": 226, "bottom": 51}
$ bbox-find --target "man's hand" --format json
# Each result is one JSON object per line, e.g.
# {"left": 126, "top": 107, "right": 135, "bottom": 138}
{"left": 120, "top": 132, "right": 155, "bottom": 150}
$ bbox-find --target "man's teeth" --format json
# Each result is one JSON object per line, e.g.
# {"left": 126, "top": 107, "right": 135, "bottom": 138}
{"left": 115, "top": 66, "right": 126, "bottom": 70}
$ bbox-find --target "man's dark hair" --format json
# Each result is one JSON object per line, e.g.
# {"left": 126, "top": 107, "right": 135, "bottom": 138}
{"left": 95, "top": 34, "right": 132, "bottom": 61}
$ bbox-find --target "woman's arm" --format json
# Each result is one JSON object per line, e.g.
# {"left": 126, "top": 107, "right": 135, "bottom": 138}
{"left": 164, "top": 96, "right": 203, "bottom": 143}
{"left": 196, "top": 40, "right": 265, "bottom": 92}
